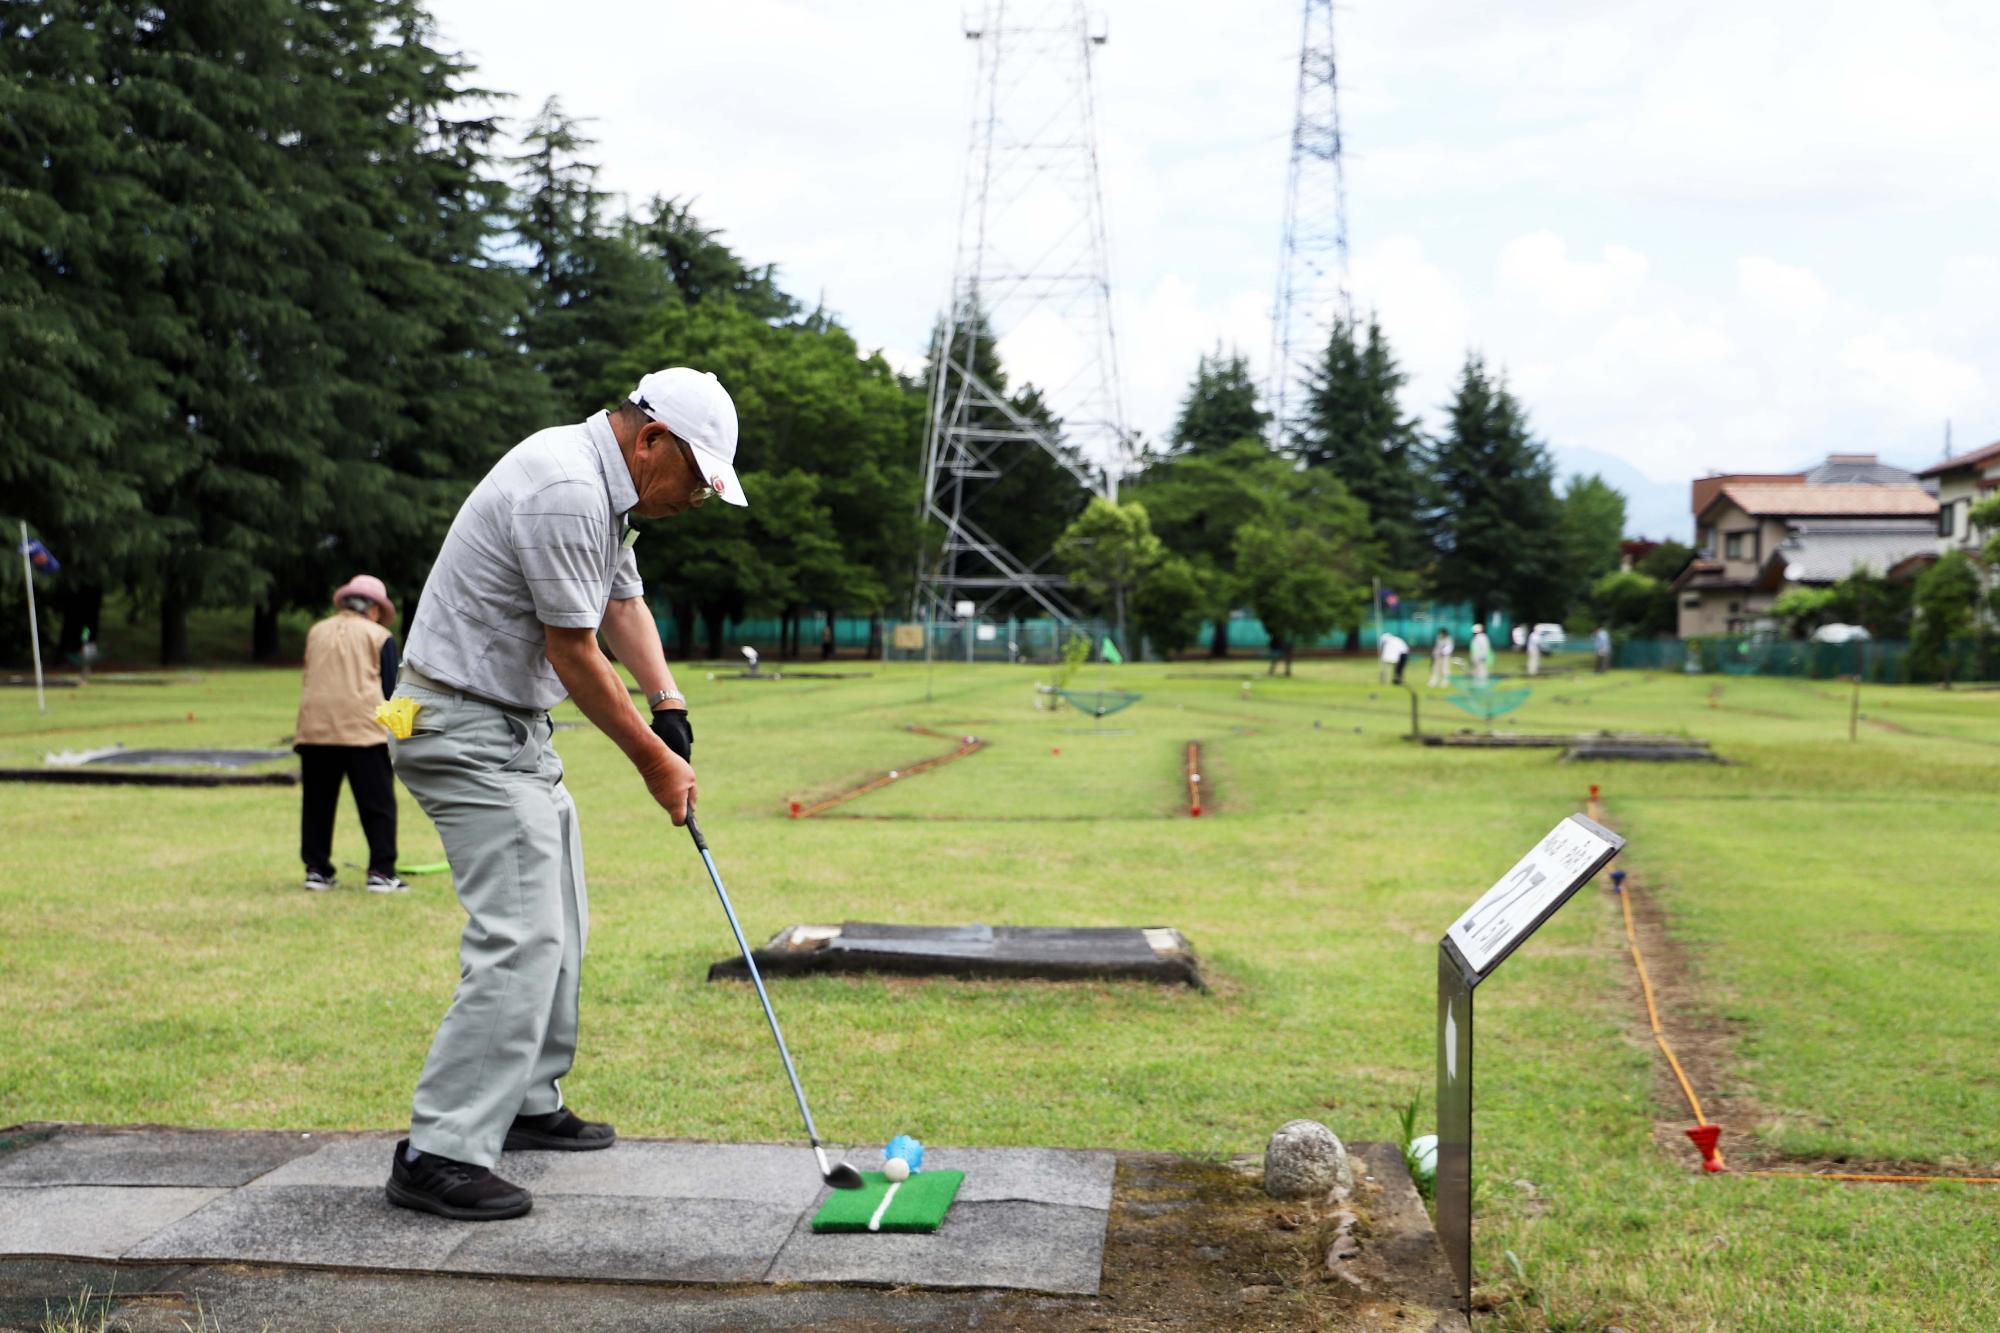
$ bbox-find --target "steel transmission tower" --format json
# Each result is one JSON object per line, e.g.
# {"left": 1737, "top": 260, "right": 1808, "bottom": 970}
{"left": 1269, "top": 0, "right": 1352, "bottom": 437}
{"left": 917, "top": 0, "right": 1129, "bottom": 624}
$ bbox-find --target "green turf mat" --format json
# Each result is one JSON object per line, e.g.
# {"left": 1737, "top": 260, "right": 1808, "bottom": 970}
{"left": 810, "top": 1169, "right": 964, "bottom": 1233}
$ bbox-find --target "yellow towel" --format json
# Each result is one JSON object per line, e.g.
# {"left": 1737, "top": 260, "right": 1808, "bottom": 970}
{"left": 374, "top": 697, "right": 422, "bottom": 740}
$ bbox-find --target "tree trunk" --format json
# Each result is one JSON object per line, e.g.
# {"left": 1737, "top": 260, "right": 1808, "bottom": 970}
{"left": 703, "top": 606, "right": 725, "bottom": 659}
{"left": 672, "top": 602, "right": 696, "bottom": 658}
{"left": 252, "top": 600, "right": 281, "bottom": 662}
{"left": 1344, "top": 626, "right": 1360, "bottom": 653}
{"left": 56, "top": 582, "right": 103, "bottom": 657}
{"left": 1209, "top": 617, "right": 1229, "bottom": 658}
{"left": 1286, "top": 646, "right": 1295, "bottom": 677}
{"left": 160, "top": 580, "right": 190, "bottom": 666}
{"left": 867, "top": 614, "right": 883, "bottom": 659}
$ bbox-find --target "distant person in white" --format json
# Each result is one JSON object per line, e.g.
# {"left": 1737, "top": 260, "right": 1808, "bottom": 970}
{"left": 1379, "top": 632, "right": 1409, "bottom": 685}
{"left": 1428, "top": 628, "right": 1454, "bottom": 688}
{"left": 1469, "top": 625, "right": 1492, "bottom": 686}
{"left": 1594, "top": 625, "right": 1612, "bottom": 673}
{"left": 1526, "top": 629, "right": 1542, "bottom": 677}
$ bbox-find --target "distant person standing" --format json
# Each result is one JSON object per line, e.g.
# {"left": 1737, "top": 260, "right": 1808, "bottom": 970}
{"left": 1428, "top": 628, "right": 1454, "bottom": 688}
{"left": 295, "top": 575, "right": 405, "bottom": 893}
{"left": 1594, "top": 625, "right": 1612, "bottom": 673}
{"left": 1469, "top": 625, "right": 1492, "bottom": 686}
{"left": 1379, "top": 631, "right": 1410, "bottom": 685}
{"left": 1526, "top": 629, "right": 1543, "bottom": 677}
{"left": 820, "top": 620, "right": 835, "bottom": 661}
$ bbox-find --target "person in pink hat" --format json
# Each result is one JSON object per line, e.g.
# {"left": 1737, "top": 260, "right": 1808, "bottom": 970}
{"left": 294, "top": 574, "right": 405, "bottom": 893}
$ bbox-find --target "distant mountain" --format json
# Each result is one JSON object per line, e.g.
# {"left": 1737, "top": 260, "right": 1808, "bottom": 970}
{"left": 1550, "top": 445, "right": 1689, "bottom": 544}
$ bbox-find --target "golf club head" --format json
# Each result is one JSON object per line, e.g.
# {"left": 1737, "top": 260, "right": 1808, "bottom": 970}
{"left": 825, "top": 1161, "right": 866, "bottom": 1190}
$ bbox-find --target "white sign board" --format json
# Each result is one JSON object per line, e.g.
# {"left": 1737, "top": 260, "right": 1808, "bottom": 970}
{"left": 954, "top": 600, "right": 976, "bottom": 618}
{"left": 1446, "top": 815, "right": 1619, "bottom": 975}
{"left": 975, "top": 624, "right": 998, "bottom": 641}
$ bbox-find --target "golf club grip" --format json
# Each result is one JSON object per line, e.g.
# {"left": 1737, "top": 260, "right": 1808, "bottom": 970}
{"left": 686, "top": 811, "right": 709, "bottom": 852}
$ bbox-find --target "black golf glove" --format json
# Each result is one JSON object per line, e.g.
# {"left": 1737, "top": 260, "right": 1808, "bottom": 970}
{"left": 650, "top": 708, "right": 693, "bottom": 763}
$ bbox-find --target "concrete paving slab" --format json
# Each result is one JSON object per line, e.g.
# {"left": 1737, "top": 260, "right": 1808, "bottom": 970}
{"left": 906, "top": 1146, "right": 1115, "bottom": 1210}
{"left": 447, "top": 1194, "right": 803, "bottom": 1284}
{"left": 520, "top": 1141, "right": 826, "bottom": 1207}
{"left": 766, "top": 1199, "right": 1108, "bottom": 1295}
{"left": 125, "top": 1186, "right": 469, "bottom": 1270}
{"left": 0, "top": 1186, "right": 223, "bottom": 1259}
{"left": 0, "top": 1128, "right": 317, "bottom": 1188}
{"left": 240, "top": 1135, "right": 401, "bottom": 1190}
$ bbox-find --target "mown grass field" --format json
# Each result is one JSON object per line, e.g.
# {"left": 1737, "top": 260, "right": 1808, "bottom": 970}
{"left": 2, "top": 656, "right": 1997, "bottom": 1329}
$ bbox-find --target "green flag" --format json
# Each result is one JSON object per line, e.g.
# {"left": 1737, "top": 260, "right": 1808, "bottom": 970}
{"left": 1101, "top": 636, "right": 1124, "bottom": 665}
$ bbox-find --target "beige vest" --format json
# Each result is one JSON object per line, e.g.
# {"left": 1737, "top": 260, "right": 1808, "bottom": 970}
{"left": 296, "top": 610, "right": 393, "bottom": 747}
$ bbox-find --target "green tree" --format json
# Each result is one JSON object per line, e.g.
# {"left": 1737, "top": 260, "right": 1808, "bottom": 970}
{"left": 1054, "top": 499, "right": 1166, "bottom": 659}
{"left": 512, "top": 99, "right": 671, "bottom": 406}
{"left": 1124, "top": 438, "right": 1297, "bottom": 656}
{"left": 1826, "top": 566, "right": 1913, "bottom": 639}
{"left": 1559, "top": 473, "right": 1628, "bottom": 595}
{"left": 1637, "top": 540, "right": 1695, "bottom": 584}
{"left": 1232, "top": 483, "right": 1373, "bottom": 675}
{"left": 628, "top": 196, "right": 797, "bottom": 321}
{"left": 1591, "top": 570, "right": 1674, "bottom": 636}
{"left": 273, "top": 0, "right": 554, "bottom": 654}
{"left": 0, "top": 2, "right": 170, "bottom": 660}
{"left": 1169, "top": 347, "right": 1269, "bottom": 454}
{"left": 605, "top": 296, "right": 923, "bottom": 656}
{"left": 1130, "top": 555, "right": 1209, "bottom": 658}
{"left": 1427, "top": 356, "right": 1565, "bottom": 624}
{"left": 1770, "top": 587, "right": 1837, "bottom": 638}
{"left": 1911, "top": 550, "right": 1980, "bottom": 685}
{"left": 1293, "top": 315, "right": 1428, "bottom": 578}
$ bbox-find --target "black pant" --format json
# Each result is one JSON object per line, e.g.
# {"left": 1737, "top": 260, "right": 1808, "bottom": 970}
{"left": 1393, "top": 652, "right": 1408, "bottom": 685}
{"left": 298, "top": 744, "right": 397, "bottom": 877}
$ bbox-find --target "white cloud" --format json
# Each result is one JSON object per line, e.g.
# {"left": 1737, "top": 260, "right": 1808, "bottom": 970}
{"left": 417, "top": 0, "right": 2000, "bottom": 536}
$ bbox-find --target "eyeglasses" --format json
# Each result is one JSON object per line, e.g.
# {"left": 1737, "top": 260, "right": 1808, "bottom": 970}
{"left": 635, "top": 396, "right": 715, "bottom": 504}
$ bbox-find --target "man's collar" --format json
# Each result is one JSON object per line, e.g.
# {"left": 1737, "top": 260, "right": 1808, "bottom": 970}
{"left": 586, "top": 411, "right": 640, "bottom": 517}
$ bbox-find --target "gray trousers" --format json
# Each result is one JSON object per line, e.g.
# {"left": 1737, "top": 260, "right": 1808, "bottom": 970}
{"left": 388, "top": 682, "right": 588, "bottom": 1168}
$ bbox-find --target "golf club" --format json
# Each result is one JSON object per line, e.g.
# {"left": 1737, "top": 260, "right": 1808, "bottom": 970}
{"left": 687, "top": 811, "right": 864, "bottom": 1190}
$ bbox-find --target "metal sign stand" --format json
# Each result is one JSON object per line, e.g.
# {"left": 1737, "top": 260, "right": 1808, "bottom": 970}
{"left": 1436, "top": 813, "right": 1625, "bottom": 1309}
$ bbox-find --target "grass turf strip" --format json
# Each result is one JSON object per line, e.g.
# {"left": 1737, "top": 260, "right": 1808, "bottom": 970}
{"left": 811, "top": 1170, "right": 964, "bottom": 1233}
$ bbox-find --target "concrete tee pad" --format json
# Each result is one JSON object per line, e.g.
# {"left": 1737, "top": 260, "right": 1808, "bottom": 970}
{"left": 0, "top": 1126, "right": 1114, "bottom": 1296}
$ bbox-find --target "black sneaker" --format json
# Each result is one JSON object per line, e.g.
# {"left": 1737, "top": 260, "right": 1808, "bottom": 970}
{"left": 385, "top": 1140, "right": 532, "bottom": 1220}
{"left": 302, "top": 869, "right": 336, "bottom": 892}
{"left": 366, "top": 871, "right": 410, "bottom": 894}
{"left": 504, "top": 1108, "right": 617, "bottom": 1152}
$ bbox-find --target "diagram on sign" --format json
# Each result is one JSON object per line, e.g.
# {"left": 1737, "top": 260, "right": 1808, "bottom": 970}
{"left": 1447, "top": 817, "right": 1619, "bottom": 975}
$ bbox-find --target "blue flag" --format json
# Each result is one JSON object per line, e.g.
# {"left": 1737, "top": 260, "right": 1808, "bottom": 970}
{"left": 19, "top": 538, "right": 59, "bottom": 573}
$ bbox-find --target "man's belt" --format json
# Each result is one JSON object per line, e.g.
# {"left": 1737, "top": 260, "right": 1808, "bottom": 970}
{"left": 403, "top": 666, "right": 546, "bottom": 718}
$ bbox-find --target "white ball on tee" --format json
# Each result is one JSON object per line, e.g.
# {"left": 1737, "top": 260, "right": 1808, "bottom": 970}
{"left": 883, "top": 1156, "right": 910, "bottom": 1182}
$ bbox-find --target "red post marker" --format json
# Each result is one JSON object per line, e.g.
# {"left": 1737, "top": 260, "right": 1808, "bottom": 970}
{"left": 1685, "top": 1124, "right": 1725, "bottom": 1173}
{"left": 1190, "top": 804, "right": 1201, "bottom": 817}
{"left": 1590, "top": 784, "right": 1600, "bottom": 801}
{"left": 789, "top": 801, "right": 801, "bottom": 819}
{"left": 1052, "top": 747, "right": 1060, "bottom": 756}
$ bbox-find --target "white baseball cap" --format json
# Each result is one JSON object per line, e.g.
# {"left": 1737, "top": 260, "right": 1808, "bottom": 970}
{"left": 629, "top": 368, "right": 747, "bottom": 507}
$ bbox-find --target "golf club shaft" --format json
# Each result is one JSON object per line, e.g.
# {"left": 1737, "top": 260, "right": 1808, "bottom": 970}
{"left": 686, "top": 814, "right": 824, "bottom": 1146}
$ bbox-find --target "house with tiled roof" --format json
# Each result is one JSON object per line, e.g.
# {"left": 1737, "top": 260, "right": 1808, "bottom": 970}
{"left": 1918, "top": 439, "right": 2000, "bottom": 556}
{"left": 1674, "top": 458, "right": 1937, "bottom": 637}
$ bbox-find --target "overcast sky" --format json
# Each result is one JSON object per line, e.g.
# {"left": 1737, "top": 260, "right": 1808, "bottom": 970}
{"left": 425, "top": 0, "right": 2000, "bottom": 541}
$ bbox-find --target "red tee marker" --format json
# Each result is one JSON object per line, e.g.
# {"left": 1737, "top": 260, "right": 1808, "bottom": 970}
{"left": 1685, "top": 1123, "right": 1725, "bottom": 1172}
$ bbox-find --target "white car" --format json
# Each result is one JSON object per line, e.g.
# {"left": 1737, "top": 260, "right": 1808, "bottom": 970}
{"left": 1809, "top": 623, "right": 1871, "bottom": 644}
{"left": 1526, "top": 623, "right": 1566, "bottom": 651}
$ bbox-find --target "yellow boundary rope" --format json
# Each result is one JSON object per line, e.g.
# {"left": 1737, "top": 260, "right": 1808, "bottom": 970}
{"left": 1598, "top": 789, "right": 2000, "bottom": 1185}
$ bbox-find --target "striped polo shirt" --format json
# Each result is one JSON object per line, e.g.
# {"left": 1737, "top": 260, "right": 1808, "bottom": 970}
{"left": 404, "top": 411, "right": 644, "bottom": 711}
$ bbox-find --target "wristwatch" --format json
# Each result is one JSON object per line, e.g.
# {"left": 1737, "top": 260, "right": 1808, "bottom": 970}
{"left": 648, "top": 688, "right": 686, "bottom": 712}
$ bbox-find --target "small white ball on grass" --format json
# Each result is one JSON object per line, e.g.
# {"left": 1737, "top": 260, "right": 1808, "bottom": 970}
{"left": 883, "top": 1156, "right": 910, "bottom": 1182}
{"left": 889, "top": 770, "right": 900, "bottom": 779}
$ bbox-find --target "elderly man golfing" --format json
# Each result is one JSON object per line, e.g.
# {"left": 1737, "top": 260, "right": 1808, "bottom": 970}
{"left": 382, "top": 368, "right": 742, "bottom": 1221}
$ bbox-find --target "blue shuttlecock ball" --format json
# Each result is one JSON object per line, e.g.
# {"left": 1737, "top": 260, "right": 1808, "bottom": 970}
{"left": 884, "top": 1135, "right": 924, "bottom": 1173}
